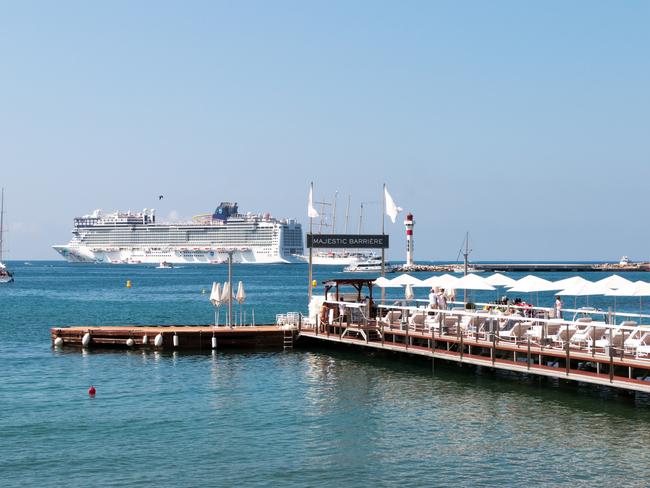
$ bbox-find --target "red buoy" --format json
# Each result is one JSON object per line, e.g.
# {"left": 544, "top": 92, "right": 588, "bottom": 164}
{"left": 88, "top": 386, "right": 96, "bottom": 396}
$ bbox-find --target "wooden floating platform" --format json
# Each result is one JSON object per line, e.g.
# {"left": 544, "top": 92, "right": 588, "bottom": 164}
{"left": 51, "top": 325, "right": 295, "bottom": 350}
{"left": 298, "top": 325, "right": 650, "bottom": 394}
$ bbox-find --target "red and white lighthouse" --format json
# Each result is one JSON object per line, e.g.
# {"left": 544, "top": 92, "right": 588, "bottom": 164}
{"left": 404, "top": 213, "right": 414, "bottom": 266}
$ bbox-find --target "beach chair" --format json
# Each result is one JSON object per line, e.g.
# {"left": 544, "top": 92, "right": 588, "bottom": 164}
{"left": 381, "top": 310, "right": 401, "bottom": 328}
{"left": 408, "top": 312, "right": 426, "bottom": 332}
{"left": 550, "top": 325, "right": 577, "bottom": 348}
{"left": 498, "top": 321, "right": 530, "bottom": 343}
{"left": 623, "top": 327, "right": 646, "bottom": 354}
{"left": 571, "top": 323, "right": 607, "bottom": 349}
{"left": 634, "top": 332, "right": 650, "bottom": 358}
{"left": 595, "top": 330, "right": 624, "bottom": 354}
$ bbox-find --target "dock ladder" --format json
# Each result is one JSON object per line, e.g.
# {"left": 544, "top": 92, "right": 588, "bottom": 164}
{"left": 283, "top": 327, "right": 295, "bottom": 350}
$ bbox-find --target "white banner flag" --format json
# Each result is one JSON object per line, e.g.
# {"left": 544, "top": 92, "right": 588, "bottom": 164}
{"left": 384, "top": 186, "right": 403, "bottom": 224}
{"left": 308, "top": 183, "right": 319, "bottom": 218}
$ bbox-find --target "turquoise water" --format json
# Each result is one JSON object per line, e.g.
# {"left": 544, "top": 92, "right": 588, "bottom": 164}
{"left": 2, "top": 262, "right": 650, "bottom": 487}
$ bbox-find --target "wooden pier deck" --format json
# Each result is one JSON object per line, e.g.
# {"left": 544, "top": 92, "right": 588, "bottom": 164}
{"left": 51, "top": 325, "right": 295, "bottom": 350}
{"left": 298, "top": 324, "right": 650, "bottom": 394}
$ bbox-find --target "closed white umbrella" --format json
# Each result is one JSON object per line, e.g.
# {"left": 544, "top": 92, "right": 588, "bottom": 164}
{"left": 484, "top": 273, "right": 516, "bottom": 287}
{"left": 236, "top": 281, "right": 246, "bottom": 326}
{"left": 596, "top": 274, "right": 632, "bottom": 289}
{"left": 209, "top": 282, "right": 222, "bottom": 326}
{"left": 404, "top": 284, "right": 414, "bottom": 300}
{"left": 221, "top": 281, "right": 231, "bottom": 326}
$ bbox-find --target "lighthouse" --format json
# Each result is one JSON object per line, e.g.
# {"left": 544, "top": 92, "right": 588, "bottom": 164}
{"left": 404, "top": 213, "right": 414, "bottom": 267}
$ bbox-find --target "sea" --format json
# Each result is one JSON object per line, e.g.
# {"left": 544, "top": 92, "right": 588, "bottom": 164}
{"left": 2, "top": 261, "right": 650, "bottom": 487}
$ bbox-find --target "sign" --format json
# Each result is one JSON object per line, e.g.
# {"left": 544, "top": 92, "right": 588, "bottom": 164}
{"left": 307, "top": 234, "right": 389, "bottom": 249}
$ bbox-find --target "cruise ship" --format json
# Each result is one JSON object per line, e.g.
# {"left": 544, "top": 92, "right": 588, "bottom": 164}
{"left": 53, "top": 203, "right": 304, "bottom": 264}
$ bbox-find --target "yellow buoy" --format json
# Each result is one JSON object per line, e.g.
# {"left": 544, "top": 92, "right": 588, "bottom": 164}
{"left": 126, "top": 280, "right": 132, "bottom": 288}
{"left": 312, "top": 280, "right": 317, "bottom": 287}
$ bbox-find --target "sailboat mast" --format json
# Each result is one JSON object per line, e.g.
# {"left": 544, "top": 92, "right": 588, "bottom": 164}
{"left": 332, "top": 191, "right": 338, "bottom": 234}
{"left": 344, "top": 195, "right": 351, "bottom": 234}
{"left": 464, "top": 232, "right": 469, "bottom": 276}
{"left": 358, "top": 203, "right": 363, "bottom": 234}
{"left": 0, "top": 188, "right": 4, "bottom": 263}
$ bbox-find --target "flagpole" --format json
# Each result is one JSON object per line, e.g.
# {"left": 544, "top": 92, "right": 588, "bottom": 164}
{"left": 308, "top": 182, "right": 314, "bottom": 301}
{"left": 381, "top": 183, "right": 386, "bottom": 303}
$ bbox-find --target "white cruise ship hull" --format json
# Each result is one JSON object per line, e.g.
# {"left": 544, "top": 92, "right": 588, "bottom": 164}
{"left": 53, "top": 245, "right": 303, "bottom": 264}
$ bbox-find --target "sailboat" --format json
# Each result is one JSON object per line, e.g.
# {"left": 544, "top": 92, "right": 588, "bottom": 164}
{"left": 0, "top": 188, "right": 14, "bottom": 283}
{"left": 298, "top": 193, "right": 374, "bottom": 265}
{"left": 451, "top": 232, "right": 483, "bottom": 274}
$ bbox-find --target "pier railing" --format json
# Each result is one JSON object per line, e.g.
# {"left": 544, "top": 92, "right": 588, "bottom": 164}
{"left": 309, "top": 300, "right": 650, "bottom": 362}
{"left": 301, "top": 300, "right": 650, "bottom": 393}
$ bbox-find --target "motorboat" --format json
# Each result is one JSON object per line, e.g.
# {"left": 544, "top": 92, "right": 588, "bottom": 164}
{"left": 157, "top": 261, "right": 174, "bottom": 269}
{"left": 344, "top": 258, "right": 395, "bottom": 273}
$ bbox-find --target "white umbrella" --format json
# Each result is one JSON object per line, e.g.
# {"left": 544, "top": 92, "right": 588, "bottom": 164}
{"left": 434, "top": 274, "right": 461, "bottom": 289}
{"left": 420, "top": 275, "right": 441, "bottom": 287}
{"left": 553, "top": 276, "right": 590, "bottom": 290}
{"left": 484, "top": 273, "right": 516, "bottom": 287}
{"left": 374, "top": 276, "right": 401, "bottom": 288}
{"left": 236, "top": 281, "right": 246, "bottom": 326}
{"left": 557, "top": 281, "right": 611, "bottom": 297}
{"left": 596, "top": 274, "right": 632, "bottom": 289}
{"left": 557, "top": 280, "right": 612, "bottom": 307}
{"left": 608, "top": 281, "right": 650, "bottom": 323}
{"left": 404, "top": 284, "right": 414, "bottom": 300}
{"left": 606, "top": 281, "right": 650, "bottom": 297}
{"left": 454, "top": 273, "right": 496, "bottom": 291}
{"left": 507, "top": 275, "right": 559, "bottom": 293}
{"left": 209, "top": 282, "right": 222, "bottom": 326}
{"left": 390, "top": 273, "right": 425, "bottom": 286}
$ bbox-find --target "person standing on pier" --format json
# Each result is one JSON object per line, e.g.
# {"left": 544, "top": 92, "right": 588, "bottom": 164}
{"left": 555, "top": 296, "right": 563, "bottom": 319}
{"left": 429, "top": 288, "right": 437, "bottom": 309}
{"left": 437, "top": 288, "right": 448, "bottom": 310}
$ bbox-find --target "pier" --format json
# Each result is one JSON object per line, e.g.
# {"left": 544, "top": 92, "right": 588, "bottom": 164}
{"left": 51, "top": 325, "right": 295, "bottom": 350}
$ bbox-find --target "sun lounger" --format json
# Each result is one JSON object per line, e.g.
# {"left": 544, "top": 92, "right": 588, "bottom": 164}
{"left": 408, "top": 311, "right": 427, "bottom": 331}
{"left": 381, "top": 310, "right": 401, "bottom": 328}
{"left": 498, "top": 321, "right": 531, "bottom": 342}
{"left": 550, "top": 325, "right": 577, "bottom": 348}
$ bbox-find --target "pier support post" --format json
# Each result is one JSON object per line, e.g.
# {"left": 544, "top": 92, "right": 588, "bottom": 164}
{"left": 609, "top": 328, "right": 614, "bottom": 383}
{"left": 565, "top": 324, "right": 570, "bottom": 376}
{"left": 527, "top": 337, "right": 531, "bottom": 370}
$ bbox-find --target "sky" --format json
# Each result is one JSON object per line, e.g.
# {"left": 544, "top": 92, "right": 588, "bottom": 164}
{"left": 1, "top": 1, "right": 649, "bottom": 261}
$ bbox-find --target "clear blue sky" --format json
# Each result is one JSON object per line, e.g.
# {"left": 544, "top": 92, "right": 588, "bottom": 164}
{"left": 2, "top": 1, "right": 648, "bottom": 261}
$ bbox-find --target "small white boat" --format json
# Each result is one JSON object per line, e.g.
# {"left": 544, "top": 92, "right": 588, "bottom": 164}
{"left": 344, "top": 258, "right": 395, "bottom": 273}
{"left": 157, "top": 261, "right": 174, "bottom": 269}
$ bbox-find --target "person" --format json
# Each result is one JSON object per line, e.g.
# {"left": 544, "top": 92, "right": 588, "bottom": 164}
{"left": 437, "top": 288, "right": 448, "bottom": 310}
{"left": 428, "top": 288, "right": 437, "bottom": 309}
{"left": 338, "top": 299, "right": 346, "bottom": 324}
{"left": 555, "top": 296, "right": 563, "bottom": 319}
